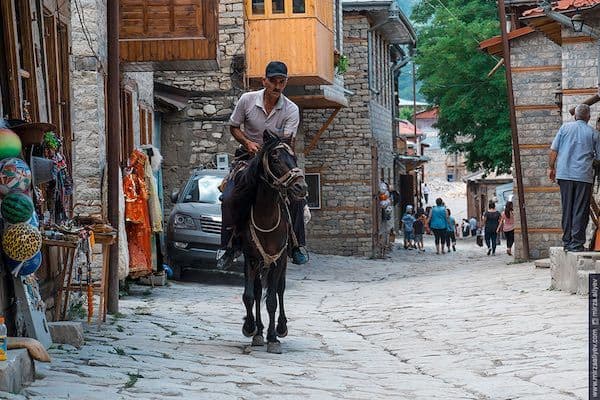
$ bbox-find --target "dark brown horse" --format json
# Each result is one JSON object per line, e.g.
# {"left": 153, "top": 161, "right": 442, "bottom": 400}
{"left": 237, "top": 131, "right": 307, "bottom": 353}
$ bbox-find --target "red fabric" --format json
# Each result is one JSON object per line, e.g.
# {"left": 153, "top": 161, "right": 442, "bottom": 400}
{"left": 124, "top": 150, "right": 152, "bottom": 278}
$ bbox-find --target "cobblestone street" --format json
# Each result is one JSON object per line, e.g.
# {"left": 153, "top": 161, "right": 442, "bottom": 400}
{"left": 7, "top": 238, "right": 587, "bottom": 400}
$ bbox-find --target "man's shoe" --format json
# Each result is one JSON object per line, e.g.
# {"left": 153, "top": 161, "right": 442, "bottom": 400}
{"left": 569, "top": 246, "right": 586, "bottom": 252}
{"left": 291, "top": 247, "right": 309, "bottom": 265}
{"left": 216, "top": 248, "right": 235, "bottom": 270}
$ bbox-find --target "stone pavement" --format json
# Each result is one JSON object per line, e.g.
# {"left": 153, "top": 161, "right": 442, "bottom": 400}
{"left": 3, "top": 237, "right": 588, "bottom": 400}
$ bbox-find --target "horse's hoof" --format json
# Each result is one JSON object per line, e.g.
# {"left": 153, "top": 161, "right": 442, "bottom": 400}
{"left": 267, "top": 342, "right": 282, "bottom": 354}
{"left": 252, "top": 335, "right": 264, "bottom": 346}
{"left": 242, "top": 324, "right": 257, "bottom": 338}
{"left": 276, "top": 326, "right": 288, "bottom": 338}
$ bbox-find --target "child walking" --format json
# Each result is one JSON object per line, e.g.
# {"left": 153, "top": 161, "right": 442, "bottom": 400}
{"left": 446, "top": 208, "right": 457, "bottom": 252}
{"left": 401, "top": 205, "right": 416, "bottom": 250}
{"left": 414, "top": 207, "right": 426, "bottom": 252}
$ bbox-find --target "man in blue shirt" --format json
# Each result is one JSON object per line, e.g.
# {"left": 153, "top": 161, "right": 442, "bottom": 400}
{"left": 549, "top": 104, "right": 600, "bottom": 251}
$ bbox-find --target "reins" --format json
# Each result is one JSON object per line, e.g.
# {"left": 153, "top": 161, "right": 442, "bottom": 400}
{"left": 249, "top": 142, "right": 302, "bottom": 267}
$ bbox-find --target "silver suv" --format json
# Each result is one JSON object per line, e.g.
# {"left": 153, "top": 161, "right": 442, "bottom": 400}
{"left": 166, "top": 168, "right": 240, "bottom": 279}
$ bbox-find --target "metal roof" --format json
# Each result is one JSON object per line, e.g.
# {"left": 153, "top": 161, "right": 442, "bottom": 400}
{"left": 343, "top": 0, "right": 417, "bottom": 45}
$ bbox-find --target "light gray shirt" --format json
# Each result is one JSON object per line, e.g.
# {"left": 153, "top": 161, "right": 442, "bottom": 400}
{"left": 229, "top": 89, "right": 299, "bottom": 145}
{"left": 551, "top": 119, "right": 600, "bottom": 184}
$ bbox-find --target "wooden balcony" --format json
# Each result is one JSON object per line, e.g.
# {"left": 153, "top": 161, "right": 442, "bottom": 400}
{"left": 119, "top": 0, "right": 218, "bottom": 71}
{"left": 245, "top": 0, "right": 335, "bottom": 85}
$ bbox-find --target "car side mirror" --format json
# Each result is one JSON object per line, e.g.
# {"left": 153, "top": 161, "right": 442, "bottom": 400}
{"left": 170, "top": 189, "right": 180, "bottom": 204}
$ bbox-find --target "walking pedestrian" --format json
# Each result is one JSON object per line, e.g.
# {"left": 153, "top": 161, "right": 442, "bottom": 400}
{"left": 445, "top": 209, "right": 457, "bottom": 252}
{"left": 482, "top": 200, "right": 501, "bottom": 255}
{"left": 422, "top": 183, "right": 430, "bottom": 205}
{"left": 548, "top": 103, "right": 600, "bottom": 252}
{"left": 401, "top": 205, "right": 416, "bottom": 250}
{"left": 427, "top": 198, "right": 448, "bottom": 254}
{"left": 469, "top": 216, "right": 478, "bottom": 237}
{"left": 414, "top": 207, "right": 426, "bottom": 252}
{"left": 498, "top": 200, "right": 515, "bottom": 256}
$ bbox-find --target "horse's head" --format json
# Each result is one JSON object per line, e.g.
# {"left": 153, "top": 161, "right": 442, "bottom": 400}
{"left": 259, "top": 131, "right": 308, "bottom": 201}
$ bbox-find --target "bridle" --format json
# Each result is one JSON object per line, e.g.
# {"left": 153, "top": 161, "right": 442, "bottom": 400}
{"left": 260, "top": 143, "right": 304, "bottom": 192}
{"left": 249, "top": 141, "right": 304, "bottom": 267}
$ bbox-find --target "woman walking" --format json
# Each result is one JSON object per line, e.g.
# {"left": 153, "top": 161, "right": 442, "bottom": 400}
{"left": 498, "top": 201, "right": 515, "bottom": 256}
{"left": 427, "top": 198, "right": 448, "bottom": 254}
{"left": 482, "top": 200, "right": 501, "bottom": 255}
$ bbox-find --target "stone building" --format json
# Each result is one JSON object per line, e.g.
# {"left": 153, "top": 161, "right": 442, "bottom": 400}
{"left": 479, "top": 0, "right": 600, "bottom": 259}
{"left": 298, "top": 0, "right": 416, "bottom": 256}
{"left": 417, "top": 108, "right": 467, "bottom": 182}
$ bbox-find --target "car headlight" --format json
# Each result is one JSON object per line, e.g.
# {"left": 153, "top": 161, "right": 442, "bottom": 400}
{"left": 173, "top": 214, "right": 196, "bottom": 229}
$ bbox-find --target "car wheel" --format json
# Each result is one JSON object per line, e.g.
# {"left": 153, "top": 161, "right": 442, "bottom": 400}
{"left": 171, "top": 263, "right": 183, "bottom": 281}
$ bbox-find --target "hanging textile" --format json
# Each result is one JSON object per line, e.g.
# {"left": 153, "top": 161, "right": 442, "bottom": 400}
{"left": 118, "top": 168, "right": 130, "bottom": 280}
{"left": 124, "top": 150, "right": 152, "bottom": 278}
{"left": 142, "top": 150, "right": 163, "bottom": 233}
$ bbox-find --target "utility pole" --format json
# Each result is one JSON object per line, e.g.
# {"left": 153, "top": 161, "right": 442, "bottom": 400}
{"left": 497, "top": 0, "right": 530, "bottom": 260}
{"left": 107, "top": 0, "right": 121, "bottom": 312}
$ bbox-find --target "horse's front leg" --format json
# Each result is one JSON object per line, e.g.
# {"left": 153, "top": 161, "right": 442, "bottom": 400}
{"left": 276, "top": 259, "right": 288, "bottom": 338}
{"left": 265, "top": 265, "right": 282, "bottom": 354}
{"left": 252, "top": 272, "right": 264, "bottom": 346}
{"left": 242, "top": 257, "right": 257, "bottom": 338}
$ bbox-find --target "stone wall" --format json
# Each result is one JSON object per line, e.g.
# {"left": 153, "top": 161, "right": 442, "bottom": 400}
{"left": 302, "top": 14, "right": 374, "bottom": 257}
{"left": 510, "top": 31, "right": 562, "bottom": 259}
{"left": 155, "top": 0, "right": 246, "bottom": 214}
{"left": 70, "top": 0, "right": 107, "bottom": 211}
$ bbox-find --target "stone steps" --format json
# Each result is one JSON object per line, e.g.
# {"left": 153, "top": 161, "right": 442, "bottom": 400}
{"left": 534, "top": 258, "right": 550, "bottom": 268}
{"left": 549, "top": 247, "right": 600, "bottom": 295}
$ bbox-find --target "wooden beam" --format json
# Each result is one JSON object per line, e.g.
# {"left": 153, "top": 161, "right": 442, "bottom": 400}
{"left": 514, "top": 104, "right": 560, "bottom": 111}
{"left": 303, "top": 107, "right": 341, "bottom": 156}
{"left": 487, "top": 58, "right": 504, "bottom": 78}
{"left": 511, "top": 65, "right": 561, "bottom": 73}
{"left": 519, "top": 143, "right": 551, "bottom": 149}
{"left": 563, "top": 88, "right": 599, "bottom": 95}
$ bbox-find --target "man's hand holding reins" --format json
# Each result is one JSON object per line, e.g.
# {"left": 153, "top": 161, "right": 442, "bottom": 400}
{"left": 245, "top": 140, "right": 260, "bottom": 155}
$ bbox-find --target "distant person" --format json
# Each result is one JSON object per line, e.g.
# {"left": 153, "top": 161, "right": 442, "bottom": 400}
{"left": 423, "top": 183, "right": 430, "bottom": 205}
{"left": 427, "top": 198, "right": 448, "bottom": 254}
{"left": 498, "top": 200, "right": 515, "bottom": 256}
{"left": 482, "top": 201, "right": 501, "bottom": 255}
{"left": 414, "top": 207, "right": 426, "bottom": 252}
{"left": 469, "top": 216, "right": 478, "bottom": 237}
{"left": 445, "top": 208, "right": 457, "bottom": 252}
{"left": 461, "top": 218, "right": 470, "bottom": 238}
{"left": 549, "top": 103, "right": 600, "bottom": 252}
{"left": 401, "top": 205, "right": 416, "bottom": 250}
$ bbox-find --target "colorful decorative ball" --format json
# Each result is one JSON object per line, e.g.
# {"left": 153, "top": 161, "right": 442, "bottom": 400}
{"left": 2, "top": 222, "right": 42, "bottom": 262}
{"left": 0, "top": 158, "right": 31, "bottom": 195}
{"left": 1, "top": 192, "right": 34, "bottom": 223}
{"left": 5, "top": 252, "right": 42, "bottom": 276}
{"left": 0, "top": 129, "right": 22, "bottom": 160}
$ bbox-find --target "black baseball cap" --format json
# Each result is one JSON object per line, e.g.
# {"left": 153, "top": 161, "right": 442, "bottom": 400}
{"left": 265, "top": 61, "right": 288, "bottom": 78}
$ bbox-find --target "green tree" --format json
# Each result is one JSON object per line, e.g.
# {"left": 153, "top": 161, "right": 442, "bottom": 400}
{"left": 412, "top": 0, "right": 511, "bottom": 172}
{"left": 399, "top": 107, "right": 414, "bottom": 121}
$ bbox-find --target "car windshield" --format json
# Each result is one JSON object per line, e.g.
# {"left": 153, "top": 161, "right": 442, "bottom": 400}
{"left": 181, "top": 175, "right": 223, "bottom": 204}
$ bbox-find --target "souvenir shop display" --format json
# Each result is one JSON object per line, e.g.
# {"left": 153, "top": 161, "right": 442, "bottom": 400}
{"left": 1, "top": 192, "right": 34, "bottom": 223}
{"left": 0, "top": 128, "right": 22, "bottom": 160}
{"left": 124, "top": 149, "right": 153, "bottom": 278}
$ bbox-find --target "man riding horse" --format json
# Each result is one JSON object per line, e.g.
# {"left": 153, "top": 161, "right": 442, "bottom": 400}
{"left": 216, "top": 61, "right": 308, "bottom": 269}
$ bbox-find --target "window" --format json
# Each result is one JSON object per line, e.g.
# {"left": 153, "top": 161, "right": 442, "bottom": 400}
{"left": 252, "top": 0, "right": 265, "bottom": 14}
{"left": 182, "top": 174, "right": 223, "bottom": 204}
{"left": 121, "top": 89, "right": 134, "bottom": 164}
{"left": 293, "top": 0, "right": 305, "bottom": 13}
{"left": 139, "top": 105, "right": 153, "bottom": 145}
{"left": 272, "top": 0, "right": 285, "bottom": 13}
{"left": 305, "top": 173, "right": 321, "bottom": 209}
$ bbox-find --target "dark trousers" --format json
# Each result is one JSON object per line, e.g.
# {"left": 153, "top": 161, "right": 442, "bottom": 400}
{"left": 220, "top": 175, "right": 306, "bottom": 249}
{"left": 485, "top": 231, "right": 497, "bottom": 253}
{"left": 424, "top": 194, "right": 429, "bottom": 204}
{"left": 432, "top": 228, "right": 446, "bottom": 246}
{"left": 445, "top": 231, "right": 456, "bottom": 247}
{"left": 558, "top": 179, "right": 592, "bottom": 250}
{"left": 505, "top": 230, "right": 514, "bottom": 248}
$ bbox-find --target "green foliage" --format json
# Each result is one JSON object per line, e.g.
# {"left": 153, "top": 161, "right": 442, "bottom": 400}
{"left": 336, "top": 54, "right": 349, "bottom": 75}
{"left": 399, "top": 107, "right": 414, "bottom": 121}
{"left": 413, "top": 0, "right": 512, "bottom": 172}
